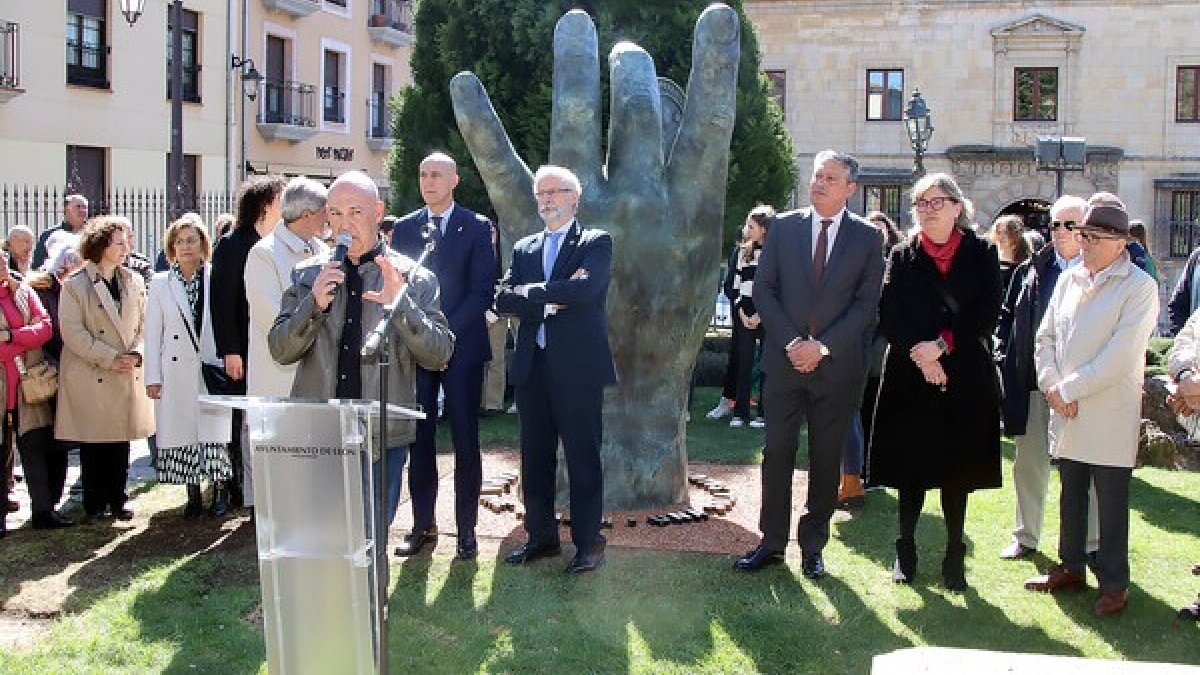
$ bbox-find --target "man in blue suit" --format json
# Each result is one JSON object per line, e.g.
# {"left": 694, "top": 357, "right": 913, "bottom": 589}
{"left": 391, "top": 152, "right": 496, "bottom": 560}
{"left": 496, "top": 165, "right": 616, "bottom": 575}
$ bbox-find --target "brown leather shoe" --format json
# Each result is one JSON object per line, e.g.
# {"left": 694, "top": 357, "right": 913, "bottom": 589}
{"left": 1024, "top": 566, "right": 1086, "bottom": 593}
{"left": 837, "top": 474, "right": 866, "bottom": 509}
{"left": 1094, "top": 589, "right": 1128, "bottom": 616}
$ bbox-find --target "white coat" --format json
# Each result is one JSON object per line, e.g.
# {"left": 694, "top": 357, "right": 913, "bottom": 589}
{"left": 1034, "top": 253, "right": 1159, "bottom": 468}
{"left": 144, "top": 266, "right": 232, "bottom": 450}
{"left": 244, "top": 226, "right": 327, "bottom": 397}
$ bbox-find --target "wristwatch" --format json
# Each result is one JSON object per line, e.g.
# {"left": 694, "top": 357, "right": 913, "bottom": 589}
{"left": 934, "top": 335, "right": 949, "bottom": 355}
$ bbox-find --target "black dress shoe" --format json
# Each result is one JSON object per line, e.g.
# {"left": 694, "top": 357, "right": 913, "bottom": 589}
{"left": 31, "top": 512, "right": 75, "bottom": 529}
{"left": 565, "top": 544, "right": 606, "bottom": 574}
{"left": 801, "top": 552, "right": 827, "bottom": 579}
{"left": 734, "top": 545, "right": 785, "bottom": 572}
{"left": 394, "top": 528, "right": 438, "bottom": 556}
{"left": 112, "top": 507, "right": 134, "bottom": 521}
{"left": 504, "top": 540, "right": 562, "bottom": 565}
{"left": 456, "top": 534, "right": 479, "bottom": 561}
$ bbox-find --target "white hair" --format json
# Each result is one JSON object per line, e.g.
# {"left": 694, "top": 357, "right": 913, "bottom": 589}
{"left": 1050, "top": 194, "right": 1088, "bottom": 218}
{"left": 533, "top": 165, "right": 582, "bottom": 196}
{"left": 7, "top": 225, "right": 34, "bottom": 240}
{"left": 43, "top": 232, "right": 83, "bottom": 274}
{"left": 329, "top": 170, "right": 380, "bottom": 202}
{"left": 281, "top": 177, "right": 328, "bottom": 223}
{"left": 421, "top": 152, "right": 458, "bottom": 172}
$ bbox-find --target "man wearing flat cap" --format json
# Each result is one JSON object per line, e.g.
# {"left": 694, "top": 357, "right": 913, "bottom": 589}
{"left": 1024, "top": 200, "right": 1158, "bottom": 618}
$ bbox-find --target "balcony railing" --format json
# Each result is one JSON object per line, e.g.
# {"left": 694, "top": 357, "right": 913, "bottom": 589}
{"left": 166, "top": 62, "right": 202, "bottom": 103}
{"left": 257, "top": 80, "right": 318, "bottom": 142}
{"left": 366, "top": 94, "right": 393, "bottom": 151}
{"left": 66, "top": 39, "right": 109, "bottom": 89}
{"left": 367, "top": 0, "right": 414, "bottom": 48}
{"left": 1, "top": 21, "right": 20, "bottom": 89}
{"left": 323, "top": 85, "right": 345, "bottom": 124}
{"left": 261, "top": 0, "right": 320, "bottom": 19}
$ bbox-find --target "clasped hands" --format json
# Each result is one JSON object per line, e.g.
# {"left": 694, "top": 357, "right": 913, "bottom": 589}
{"left": 909, "top": 340, "right": 947, "bottom": 389}
{"left": 1046, "top": 385, "right": 1078, "bottom": 419}
{"left": 786, "top": 339, "right": 823, "bottom": 374}
{"left": 1168, "top": 371, "right": 1200, "bottom": 416}
{"left": 738, "top": 308, "right": 761, "bottom": 331}
{"left": 312, "top": 256, "right": 407, "bottom": 312}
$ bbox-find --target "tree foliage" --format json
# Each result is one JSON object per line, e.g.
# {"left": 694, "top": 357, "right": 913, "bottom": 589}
{"left": 387, "top": 0, "right": 796, "bottom": 247}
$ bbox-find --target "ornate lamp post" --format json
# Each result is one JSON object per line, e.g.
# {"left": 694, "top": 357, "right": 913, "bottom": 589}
{"left": 119, "top": 0, "right": 186, "bottom": 216}
{"left": 903, "top": 89, "right": 935, "bottom": 180}
{"left": 231, "top": 56, "right": 263, "bottom": 181}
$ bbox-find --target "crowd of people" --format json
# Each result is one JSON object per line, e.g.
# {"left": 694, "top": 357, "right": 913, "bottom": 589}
{"left": 0, "top": 147, "right": 1195, "bottom": 618}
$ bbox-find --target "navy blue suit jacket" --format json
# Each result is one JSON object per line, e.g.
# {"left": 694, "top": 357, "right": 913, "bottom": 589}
{"left": 495, "top": 221, "right": 617, "bottom": 389}
{"left": 393, "top": 204, "right": 495, "bottom": 366}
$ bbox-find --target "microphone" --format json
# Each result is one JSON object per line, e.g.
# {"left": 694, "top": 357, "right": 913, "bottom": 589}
{"left": 331, "top": 231, "right": 353, "bottom": 265}
{"left": 361, "top": 221, "right": 441, "bottom": 362}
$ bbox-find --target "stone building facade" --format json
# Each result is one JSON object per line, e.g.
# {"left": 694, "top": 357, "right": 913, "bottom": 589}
{"left": 745, "top": 0, "right": 1200, "bottom": 321}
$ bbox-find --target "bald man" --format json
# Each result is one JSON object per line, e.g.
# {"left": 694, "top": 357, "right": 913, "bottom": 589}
{"left": 269, "top": 170, "right": 454, "bottom": 551}
{"left": 392, "top": 152, "right": 496, "bottom": 561}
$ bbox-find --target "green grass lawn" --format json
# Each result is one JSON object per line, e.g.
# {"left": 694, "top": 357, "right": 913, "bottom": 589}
{"left": 1, "top": 388, "right": 1197, "bottom": 673}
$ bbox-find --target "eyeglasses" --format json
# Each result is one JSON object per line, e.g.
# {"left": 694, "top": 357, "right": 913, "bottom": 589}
{"left": 534, "top": 188, "right": 574, "bottom": 199}
{"left": 1050, "top": 220, "right": 1076, "bottom": 231}
{"left": 1076, "top": 229, "right": 1125, "bottom": 243}
{"left": 913, "top": 196, "right": 956, "bottom": 212}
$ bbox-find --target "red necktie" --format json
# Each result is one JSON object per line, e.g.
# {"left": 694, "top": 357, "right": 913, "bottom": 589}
{"left": 812, "top": 218, "right": 832, "bottom": 286}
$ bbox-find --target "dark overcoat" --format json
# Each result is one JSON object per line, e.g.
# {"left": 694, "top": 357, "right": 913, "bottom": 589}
{"left": 868, "top": 230, "right": 1003, "bottom": 491}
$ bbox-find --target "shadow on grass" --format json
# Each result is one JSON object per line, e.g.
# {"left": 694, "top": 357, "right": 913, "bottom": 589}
{"left": 1129, "top": 474, "right": 1195, "bottom": 536}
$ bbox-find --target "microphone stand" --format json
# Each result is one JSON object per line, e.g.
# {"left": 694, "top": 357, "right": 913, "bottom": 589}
{"left": 369, "top": 223, "right": 437, "bottom": 675}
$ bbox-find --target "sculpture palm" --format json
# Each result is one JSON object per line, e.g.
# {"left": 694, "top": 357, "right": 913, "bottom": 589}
{"left": 450, "top": 5, "right": 741, "bottom": 507}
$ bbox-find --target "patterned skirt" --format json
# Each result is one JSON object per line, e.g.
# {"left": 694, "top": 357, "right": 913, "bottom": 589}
{"left": 156, "top": 443, "right": 234, "bottom": 484}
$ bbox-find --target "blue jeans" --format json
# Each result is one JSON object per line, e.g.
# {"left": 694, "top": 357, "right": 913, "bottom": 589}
{"left": 370, "top": 445, "right": 409, "bottom": 551}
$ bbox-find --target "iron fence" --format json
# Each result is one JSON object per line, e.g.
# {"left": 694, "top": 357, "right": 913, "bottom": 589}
{"left": 260, "top": 80, "right": 317, "bottom": 127}
{"left": 1168, "top": 219, "right": 1200, "bottom": 258}
{"left": 0, "top": 184, "right": 232, "bottom": 260}
{"left": 367, "top": 93, "right": 389, "bottom": 138}
{"left": 369, "top": 0, "right": 413, "bottom": 32}
{"left": 1, "top": 21, "right": 19, "bottom": 89}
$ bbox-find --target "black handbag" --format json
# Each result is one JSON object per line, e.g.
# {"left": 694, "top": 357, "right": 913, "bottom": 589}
{"left": 179, "top": 308, "right": 247, "bottom": 396}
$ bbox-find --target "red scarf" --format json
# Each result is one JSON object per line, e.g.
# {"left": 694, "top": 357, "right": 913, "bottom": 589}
{"left": 919, "top": 227, "right": 963, "bottom": 277}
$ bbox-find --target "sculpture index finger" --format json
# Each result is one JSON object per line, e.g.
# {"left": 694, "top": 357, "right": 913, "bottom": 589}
{"left": 549, "top": 10, "right": 603, "bottom": 191}
{"left": 450, "top": 72, "right": 538, "bottom": 238}
{"left": 668, "top": 4, "right": 740, "bottom": 212}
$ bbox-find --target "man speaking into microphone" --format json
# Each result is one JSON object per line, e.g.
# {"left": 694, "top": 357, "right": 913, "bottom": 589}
{"left": 268, "top": 170, "right": 454, "bottom": 549}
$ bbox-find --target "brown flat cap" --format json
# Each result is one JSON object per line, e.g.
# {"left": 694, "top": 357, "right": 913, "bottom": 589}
{"left": 1081, "top": 204, "right": 1130, "bottom": 235}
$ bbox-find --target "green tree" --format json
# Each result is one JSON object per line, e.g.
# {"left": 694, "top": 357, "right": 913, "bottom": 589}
{"left": 387, "top": 0, "right": 795, "bottom": 247}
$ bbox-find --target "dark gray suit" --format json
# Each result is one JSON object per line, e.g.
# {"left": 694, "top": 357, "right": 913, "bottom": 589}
{"left": 754, "top": 207, "right": 884, "bottom": 553}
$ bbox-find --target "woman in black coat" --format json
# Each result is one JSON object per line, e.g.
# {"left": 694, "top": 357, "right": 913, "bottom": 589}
{"left": 868, "top": 173, "right": 1003, "bottom": 591}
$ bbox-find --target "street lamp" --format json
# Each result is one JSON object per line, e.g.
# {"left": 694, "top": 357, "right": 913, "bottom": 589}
{"left": 231, "top": 56, "right": 263, "bottom": 101}
{"left": 119, "top": 0, "right": 187, "bottom": 217}
{"left": 903, "top": 89, "right": 934, "bottom": 180}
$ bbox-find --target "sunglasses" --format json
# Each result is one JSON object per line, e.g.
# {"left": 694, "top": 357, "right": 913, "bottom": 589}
{"left": 1076, "top": 229, "right": 1125, "bottom": 243}
{"left": 1050, "top": 220, "right": 1076, "bottom": 231}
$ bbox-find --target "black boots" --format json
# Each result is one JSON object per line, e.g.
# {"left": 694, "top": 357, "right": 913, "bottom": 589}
{"left": 893, "top": 537, "right": 917, "bottom": 584}
{"left": 184, "top": 484, "right": 204, "bottom": 518}
{"left": 942, "top": 540, "right": 967, "bottom": 591}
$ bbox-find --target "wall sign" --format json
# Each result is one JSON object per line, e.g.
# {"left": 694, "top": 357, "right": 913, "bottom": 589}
{"left": 316, "top": 147, "right": 355, "bottom": 162}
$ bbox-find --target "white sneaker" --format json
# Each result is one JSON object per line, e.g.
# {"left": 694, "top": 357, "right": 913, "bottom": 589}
{"left": 706, "top": 398, "right": 734, "bottom": 419}
{"left": 749, "top": 417, "right": 765, "bottom": 428}
{"left": 506, "top": 404, "right": 518, "bottom": 414}
{"left": 729, "top": 417, "right": 745, "bottom": 428}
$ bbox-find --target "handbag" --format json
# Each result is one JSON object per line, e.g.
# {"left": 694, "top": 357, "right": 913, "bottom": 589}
{"left": 178, "top": 308, "right": 246, "bottom": 396}
{"left": 13, "top": 355, "right": 58, "bottom": 405}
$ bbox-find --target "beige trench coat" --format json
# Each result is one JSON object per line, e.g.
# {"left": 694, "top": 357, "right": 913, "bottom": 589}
{"left": 55, "top": 262, "right": 155, "bottom": 442}
{"left": 1034, "top": 253, "right": 1158, "bottom": 468}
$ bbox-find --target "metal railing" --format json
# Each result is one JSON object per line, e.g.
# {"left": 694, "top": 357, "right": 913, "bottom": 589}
{"left": 1169, "top": 219, "right": 1200, "bottom": 258}
{"left": 323, "top": 85, "right": 346, "bottom": 123}
{"left": 1, "top": 21, "right": 19, "bottom": 88}
{"left": 368, "top": 0, "right": 413, "bottom": 32}
{"left": 66, "top": 40, "right": 108, "bottom": 88}
{"left": 0, "top": 184, "right": 231, "bottom": 260}
{"left": 259, "top": 80, "right": 317, "bottom": 127}
{"left": 366, "top": 93, "right": 390, "bottom": 138}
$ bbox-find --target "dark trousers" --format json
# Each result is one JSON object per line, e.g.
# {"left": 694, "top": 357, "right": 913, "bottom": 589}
{"left": 79, "top": 441, "right": 131, "bottom": 515}
{"left": 408, "top": 361, "right": 484, "bottom": 535}
{"left": 720, "top": 321, "right": 742, "bottom": 401}
{"left": 898, "top": 484, "right": 969, "bottom": 546}
{"left": 732, "top": 322, "right": 763, "bottom": 419}
{"left": 17, "top": 426, "right": 67, "bottom": 517}
{"left": 759, "top": 380, "right": 855, "bottom": 553}
{"left": 1059, "top": 458, "right": 1131, "bottom": 592}
{"left": 227, "top": 409, "right": 244, "bottom": 506}
{"left": 515, "top": 349, "right": 604, "bottom": 550}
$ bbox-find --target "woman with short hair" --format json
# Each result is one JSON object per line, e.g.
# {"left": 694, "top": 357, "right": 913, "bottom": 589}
{"left": 145, "top": 216, "right": 233, "bottom": 517}
{"left": 55, "top": 216, "right": 154, "bottom": 522}
{"left": 868, "top": 173, "right": 1003, "bottom": 591}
